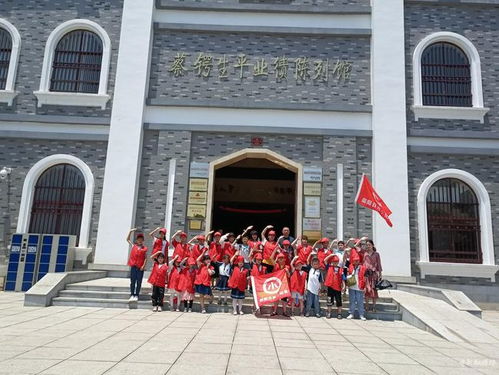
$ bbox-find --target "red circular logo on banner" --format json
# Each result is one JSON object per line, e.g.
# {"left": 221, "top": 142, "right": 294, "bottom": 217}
{"left": 263, "top": 277, "right": 282, "bottom": 294}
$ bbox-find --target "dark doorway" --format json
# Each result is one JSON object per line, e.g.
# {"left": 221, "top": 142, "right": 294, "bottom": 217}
{"left": 212, "top": 158, "right": 296, "bottom": 236}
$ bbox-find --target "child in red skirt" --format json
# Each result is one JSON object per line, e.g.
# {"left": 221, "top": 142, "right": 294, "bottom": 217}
{"left": 195, "top": 252, "right": 215, "bottom": 314}
{"left": 178, "top": 257, "right": 197, "bottom": 312}
{"left": 290, "top": 256, "right": 307, "bottom": 316}
{"left": 228, "top": 255, "right": 249, "bottom": 315}
{"left": 148, "top": 251, "right": 168, "bottom": 311}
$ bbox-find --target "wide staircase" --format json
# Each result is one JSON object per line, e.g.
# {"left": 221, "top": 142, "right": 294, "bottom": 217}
{"left": 52, "top": 277, "right": 402, "bottom": 320}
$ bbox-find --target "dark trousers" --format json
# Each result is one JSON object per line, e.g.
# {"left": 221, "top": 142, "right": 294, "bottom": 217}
{"left": 151, "top": 286, "right": 165, "bottom": 307}
{"left": 130, "top": 266, "right": 144, "bottom": 297}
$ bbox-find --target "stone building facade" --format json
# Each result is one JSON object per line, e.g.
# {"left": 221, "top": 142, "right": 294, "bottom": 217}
{"left": 1, "top": 0, "right": 499, "bottom": 301}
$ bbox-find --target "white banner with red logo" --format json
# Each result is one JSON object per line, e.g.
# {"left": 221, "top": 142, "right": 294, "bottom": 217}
{"left": 250, "top": 270, "right": 291, "bottom": 309}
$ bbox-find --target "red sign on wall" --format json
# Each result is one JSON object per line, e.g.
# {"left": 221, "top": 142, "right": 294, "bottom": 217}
{"left": 251, "top": 137, "right": 263, "bottom": 146}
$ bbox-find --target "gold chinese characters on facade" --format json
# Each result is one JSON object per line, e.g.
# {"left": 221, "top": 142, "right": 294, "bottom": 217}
{"left": 168, "top": 52, "right": 352, "bottom": 83}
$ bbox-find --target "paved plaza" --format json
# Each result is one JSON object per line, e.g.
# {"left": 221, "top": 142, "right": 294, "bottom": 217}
{"left": 1, "top": 292, "right": 499, "bottom": 374}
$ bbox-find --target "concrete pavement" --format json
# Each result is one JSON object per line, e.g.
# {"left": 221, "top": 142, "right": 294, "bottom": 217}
{"left": 0, "top": 292, "right": 498, "bottom": 374}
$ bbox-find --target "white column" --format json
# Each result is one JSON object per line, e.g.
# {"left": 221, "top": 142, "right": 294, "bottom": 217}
{"left": 371, "top": 0, "right": 412, "bottom": 277}
{"left": 336, "top": 163, "right": 344, "bottom": 240}
{"left": 164, "top": 159, "right": 177, "bottom": 236}
{"left": 94, "top": 0, "right": 155, "bottom": 266}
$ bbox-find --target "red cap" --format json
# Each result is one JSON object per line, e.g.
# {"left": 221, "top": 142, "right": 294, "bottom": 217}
{"left": 254, "top": 253, "right": 263, "bottom": 260}
{"left": 214, "top": 232, "right": 222, "bottom": 237}
{"left": 332, "top": 255, "right": 339, "bottom": 263}
{"left": 180, "top": 232, "right": 187, "bottom": 238}
{"left": 268, "top": 230, "right": 276, "bottom": 236}
{"left": 197, "top": 235, "right": 206, "bottom": 241}
{"left": 236, "top": 256, "right": 244, "bottom": 263}
{"left": 282, "top": 240, "right": 291, "bottom": 246}
{"left": 159, "top": 228, "right": 167, "bottom": 234}
{"left": 277, "top": 253, "right": 286, "bottom": 260}
{"left": 187, "top": 257, "right": 196, "bottom": 266}
{"left": 135, "top": 233, "right": 144, "bottom": 239}
{"left": 320, "top": 237, "right": 329, "bottom": 243}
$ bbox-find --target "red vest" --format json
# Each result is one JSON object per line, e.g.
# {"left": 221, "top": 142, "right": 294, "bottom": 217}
{"left": 325, "top": 265, "right": 343, "bottom": 291}
{"left": 209, "top": 242, "right": 223, "bottom": 262}
{"left": 251, "top": 263, "right": 266, "bottom": 277}
{"left": 195, "top": 264, "right": 213, "bottom": 286}
{"left": 296, "top": 245, "right": 312, "bottom": 265}
{"left": 316, "top": 248, "right": 330, "bottom": 270}
{"left": 128, "top": 245, "right": 148, "bottom": 268}
{"left": 172, "top": 239, "right": 188, "bottom": 261}
{"left": 263, "top": 241, "right": 277, "bottom": 260}
{"left": 228, "top": 266, "right": 248, "bottom": 292}
{"left": 178, "top": 268, "right": 196, "bottom": 293}
{"left": 191, "top": 244, "right": 206, "bottom": 261}
{"left": 223, "top": 242, "right": 235, "bottom": 258}
{"left": 153, "top": 238, "right": 169, "bottom": 257}
{"left": 148, "top": 262, "right": 168, "bottom": 287}
{"left": 168, "top": 266, "right": 182, "bottom": 291}
{"left": 290, "top": 270, "right": 307, "bottom": 294}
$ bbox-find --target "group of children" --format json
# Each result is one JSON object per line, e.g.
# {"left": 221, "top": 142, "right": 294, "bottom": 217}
{"left": 126, "top": 225, "right": 382, "bottom": 320}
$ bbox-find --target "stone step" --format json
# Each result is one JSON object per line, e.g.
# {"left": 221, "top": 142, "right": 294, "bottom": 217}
{"left": 57, "top": 290, "right": 398, "bottom": 311}
{"left": 51, "top": 296, "right": 401, "bottom": 321}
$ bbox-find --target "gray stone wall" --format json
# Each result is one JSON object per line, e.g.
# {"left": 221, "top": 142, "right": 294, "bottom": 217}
{"left": 0, "top": 0, "right": 123, "bottom": 117}
{"left": 134, "top": 131, "right": 372, "bottom": 241}
{"left": 149, "top": 30, "right": 370, "bottom": 109}
{"left": 404, "top": 2, "right": 499, "bottom": 134}
{"left": 0, "top": 139, "right": 107, "bottom": 266}
{"left": 407, "top": 152, "right": 499, "bottom": 286}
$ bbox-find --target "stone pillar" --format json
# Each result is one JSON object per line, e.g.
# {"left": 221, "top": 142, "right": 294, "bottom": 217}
{"left": 93, "top": 0, "right": 155, "bottom": 266}
{"left": 371, "top": 0, "right": 412, "bottom": 277}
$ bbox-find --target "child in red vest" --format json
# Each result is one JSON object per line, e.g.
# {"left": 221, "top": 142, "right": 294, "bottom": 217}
{"left": 290, "top": 256, "right": 307, "bottom": 316}
{"left": 261, "top": 225, "right": 278, "bottom": 273}
{"left": 346, "top": 252, "right": 367, "bottom": 321}
{"left": 148, "top": 251, "right": 168, "bottom": 311}
{"left": 195, "top": 252, "right": 215, "bottom": 313}
{"left": 324, "top": 254, "right": 345, "bottom": 319}
{"left": 149, "top": 227, "right": 169, "bottom": 261}
{"left": 126, "top": 228, "right": 148, "bottom": 302}
{"left": 294, "top": 235, "right": 312, "bottom": 270}
{"left": 171, "top": 230, "right": 189, "bottom": 263}
{"left": 271, "top": 253, "right": 291, "bottom": 317}
{"left": 168, "top": 254, "right": 184, "bottom": 311}
{"left": 178, "top": 258, "right": 197, "bottom": 312}
{"left": 189, "top": 234, "right": 207, "bottom": 260}
{"left": 228, "top": 255, "right": 249, "bottom": 315}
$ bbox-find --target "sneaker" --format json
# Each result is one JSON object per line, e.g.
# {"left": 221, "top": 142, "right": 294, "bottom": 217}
{"left": 152, "top": 306, "right": 157, "bottom": 312}
{"left": 239, "top": 310, "right": 244, "bottom": 315}
{"left": 316, "top": 314, "right": 321, "bottom": 318}
{"left": 175, "top": 308, "right": 180, "bottom": 312}
{"left": 360, "top": 315, "right": 366, "bottom": 321}
{"left": 129, "top": 296, "right": 134, "bottom": 302}
{"left": 188, "top": 308, "right": 192, "bottom": 313}
{"left": 305, "top": 313, "right": 310, "bottom": 317}
{"left": 233, "top": 311, "right": 238, "bottom": 315}
{"left": 133, "top": 296, "right": 139, "bottom": 302}
{"left": 347, "top": 314, "right": 354, "bottom": 320}
{"left": 326, "top": 312, "right": 331, "bottom": 319}
{"left": 337, "top": 314, "right": 343, "bottom": 320}
{"left": 201, "top": 309, "right": 206, "bottom": 314}
{"left": 158, "top": 306, "right": 162, "bottom": 312}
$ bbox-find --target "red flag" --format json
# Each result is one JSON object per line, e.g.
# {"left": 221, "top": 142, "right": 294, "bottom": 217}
{"left": 355, "top": 174, "right": 393, "bottom": 227}
{"left": 250, "top": 270, "right": 291, "bottom": 309}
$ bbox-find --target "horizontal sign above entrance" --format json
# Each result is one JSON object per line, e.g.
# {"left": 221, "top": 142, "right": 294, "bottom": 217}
{"left": 190, "top": 162, "right": 210, "bottom": 178}
{"left": 303, "top": 167, "right": 323, "bottom": 182}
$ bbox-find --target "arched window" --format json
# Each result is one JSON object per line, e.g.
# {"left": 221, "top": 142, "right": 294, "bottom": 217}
{"left": 29, "top": 164, "right": 85, "bottom": 241}
{"left": 421, "top": 42, "right": 472, "bottom": 107}
{"left": 50, "top": 30, "right": 103, "bottom": 94}
{"left": 0, "top": 27, "right": 12, "bottom": 90}
{"left": 426, "top": 178, "right": 481, "bottom": 263}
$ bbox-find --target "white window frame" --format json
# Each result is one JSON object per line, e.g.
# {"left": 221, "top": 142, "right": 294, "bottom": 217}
{"left": 0, "top": 19, "right": 21, "bottom": 106}
{"left": 16, "top": 154, "right": 95, "bottom": 250}
{"left": 416, "top": 169, "right": 498, "bottom": 281}
{"left": 33, "top": 19, "right": 111, "bottom": 109}
{"left": 412, "top": 32, "right": 489, "bottom": 123}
